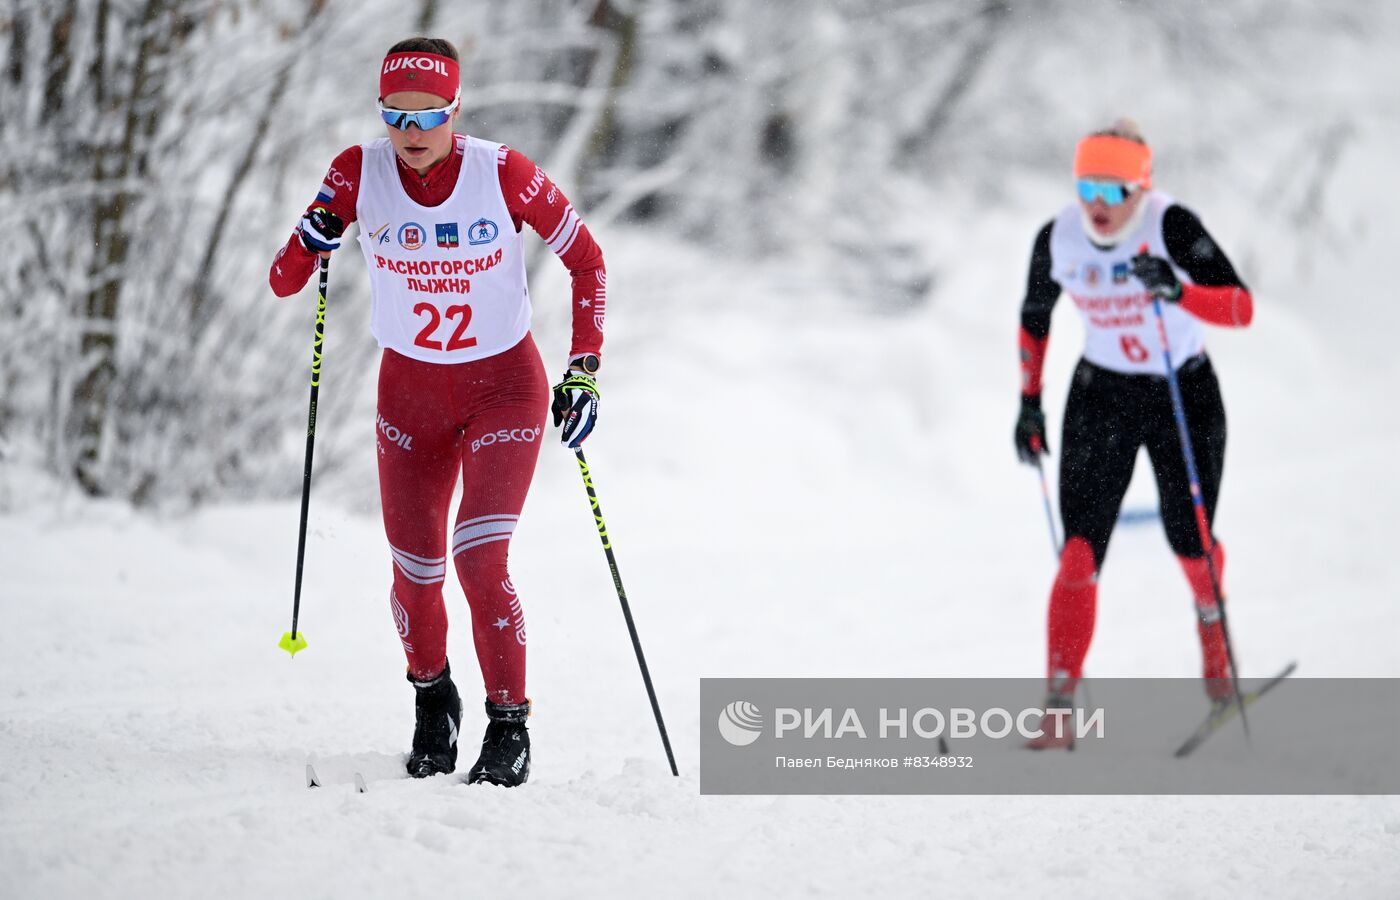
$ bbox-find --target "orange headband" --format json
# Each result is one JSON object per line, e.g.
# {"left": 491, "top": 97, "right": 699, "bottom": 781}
{"left": 1074, "top": 135, "right": 1152, "bottom": 188}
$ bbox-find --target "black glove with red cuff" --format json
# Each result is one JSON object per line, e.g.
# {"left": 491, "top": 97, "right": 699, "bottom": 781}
{"left": 1014, "top": 395, "right": 1049, "bottom": 464}
{"left": 1131, "top": 252, "right": 1182, "bottom": 302}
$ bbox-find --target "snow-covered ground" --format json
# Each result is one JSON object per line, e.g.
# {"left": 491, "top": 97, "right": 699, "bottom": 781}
{"left": 6, "top": 2, "right": 1400, "bottom": 894}
{"left": 4, "top": 200, "right": 1399, "bottom": 897}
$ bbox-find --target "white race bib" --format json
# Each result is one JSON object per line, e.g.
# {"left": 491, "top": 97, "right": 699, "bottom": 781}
{"left": 356, "top": 135, "right": 531, "bottom": 363}
{"left": 1049, "top": 190, "right": 1204, "bottom": 375}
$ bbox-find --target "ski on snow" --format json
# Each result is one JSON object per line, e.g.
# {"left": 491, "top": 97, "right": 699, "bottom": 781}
{"left": 1173, "top": 661, "right": 1298, "bottom": 758}
{"left": 306, "top": 763, "right": 368, "bottom": 793}
{"left": 299, "top": 666, "right": 1293, "bottom": 785}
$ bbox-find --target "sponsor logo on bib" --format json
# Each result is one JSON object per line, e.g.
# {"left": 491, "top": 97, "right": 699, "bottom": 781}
{"left": 435, "top": 222, "right": 459, "bottom": 249}
{"left": 398, "top": 222, "right": 425, "bottom": 251}
{"left": 467, "top": 217, "right": 499, "bottom": 246}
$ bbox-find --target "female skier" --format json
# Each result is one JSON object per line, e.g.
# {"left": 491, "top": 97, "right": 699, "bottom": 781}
{"left": 1013, "top": 120, "right": 1254, "bottom": 747}
{"left": 269, "top": 37, "right": 607, "bottom": 785}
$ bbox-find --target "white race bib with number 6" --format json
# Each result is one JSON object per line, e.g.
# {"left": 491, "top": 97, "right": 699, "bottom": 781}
{"left": 1048, "top": 190, "right": 1205, "bottom": 376}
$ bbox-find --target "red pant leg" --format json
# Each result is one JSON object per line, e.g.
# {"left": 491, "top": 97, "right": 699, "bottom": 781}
{"left": 1046, "top": 536, "right": 1100, "bottom": 693}
{"left": 450, "top": 335, "right": 549, "bottom": 705}
{"left": 1179, "top": 543, "right": 1231, "bottom": 695}
{"left": 376, "top": 350, "right": 462, "bottom": 681}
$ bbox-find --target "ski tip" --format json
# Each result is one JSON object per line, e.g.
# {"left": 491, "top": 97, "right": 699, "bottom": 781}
{"left": 306, "top": 763, "right": 321, "bottom": 789}
{"left": 279, "top": 630, "right": 309, "bottom": 657}
{"left": 354, "top": 772, "right": 367, "bottom": 793}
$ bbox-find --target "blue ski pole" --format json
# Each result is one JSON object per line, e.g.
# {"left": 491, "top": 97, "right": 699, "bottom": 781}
{"left": 1141, "top": 247, "right": 1247, "bottom": 733}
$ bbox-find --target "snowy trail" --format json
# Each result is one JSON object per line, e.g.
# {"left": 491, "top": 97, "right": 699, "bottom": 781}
{"left": 2, "top": 490, "right": 1398, "bottom": 900}
{"left": 4, "top": 226, "right": 1400, "bottom": 897}
{"left": 6, "top": 1, "right": 1400, "bottom": 893}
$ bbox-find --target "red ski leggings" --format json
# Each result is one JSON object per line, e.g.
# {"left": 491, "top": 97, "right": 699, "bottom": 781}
{"left": 375, "top": 335, "right": 549, "bottom": 703}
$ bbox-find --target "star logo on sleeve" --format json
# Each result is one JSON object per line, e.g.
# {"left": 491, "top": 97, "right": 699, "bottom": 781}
{"left": 578, "top": 298, "right": 591, "bottom": 308}
{"left": 493, "top": 617, "right": 510, "bottom": 630}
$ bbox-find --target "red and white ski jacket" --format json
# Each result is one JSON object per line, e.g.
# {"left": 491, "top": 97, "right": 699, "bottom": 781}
{"left": 270, "top": 137, "right": 605, "bottom": 361}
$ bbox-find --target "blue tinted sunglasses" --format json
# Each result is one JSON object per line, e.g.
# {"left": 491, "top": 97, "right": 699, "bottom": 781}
{"left": 1077, "top": 178, "right": 1136, "bottom": 205}
{"left": 378, "top": 92, "right": 460, "bottom": 131}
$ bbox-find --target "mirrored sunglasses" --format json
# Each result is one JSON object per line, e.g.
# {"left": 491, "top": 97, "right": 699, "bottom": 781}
{"left": 1076, "top": 178, "right": 1136, "bottom": 205}
{"left": 378, "top": 92, "right": 460, "bottom": 132}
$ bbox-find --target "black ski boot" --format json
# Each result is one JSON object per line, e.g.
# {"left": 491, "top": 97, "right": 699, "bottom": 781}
{"left": 406, "top": 662, "right": 462, "bottom": 778}
{"left": 466, "top": 699, "right": 531, "bottom": 787}
{"left": 1025, "top": 692, "right": 1076, "bottom": 751}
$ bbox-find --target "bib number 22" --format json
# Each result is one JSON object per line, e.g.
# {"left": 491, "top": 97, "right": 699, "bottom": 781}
{"left": 1120, "top": 334, "right": 1150, "bottom": 364}
{"left": 413, "top": 302, "right": 477, "bottom": 352}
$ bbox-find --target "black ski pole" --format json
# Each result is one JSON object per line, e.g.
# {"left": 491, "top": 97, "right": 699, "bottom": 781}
{"left": 1033, "top": 455, "right": 1061, "bottom": 557}
{"left": 573, "top": 448, "right": 679, "bottom": 776}
{"left": 280, "top": 255, "right": 329, "bottom": 657}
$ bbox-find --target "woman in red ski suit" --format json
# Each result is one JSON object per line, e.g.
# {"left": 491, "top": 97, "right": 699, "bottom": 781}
{"left": 269, "top": 37, "right": 606, "bottom": 785}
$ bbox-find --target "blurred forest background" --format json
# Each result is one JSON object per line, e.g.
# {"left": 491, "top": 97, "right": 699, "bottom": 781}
{"left": 0, "top": 0, "right": 1387, "bottom": 505}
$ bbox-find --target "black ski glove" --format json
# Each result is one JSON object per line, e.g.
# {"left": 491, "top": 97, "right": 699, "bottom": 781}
{"left": 1131, "top": 252, "right": 1182, "bottom": 302}
{"left": 1014, "top": 394, "right": 1049, "bottom": 464}
{"left": 551, "top": 372, "right": 599, "bottom": 448}
{"left": 299, "top": 207, "right": 345, "bottom": 255}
